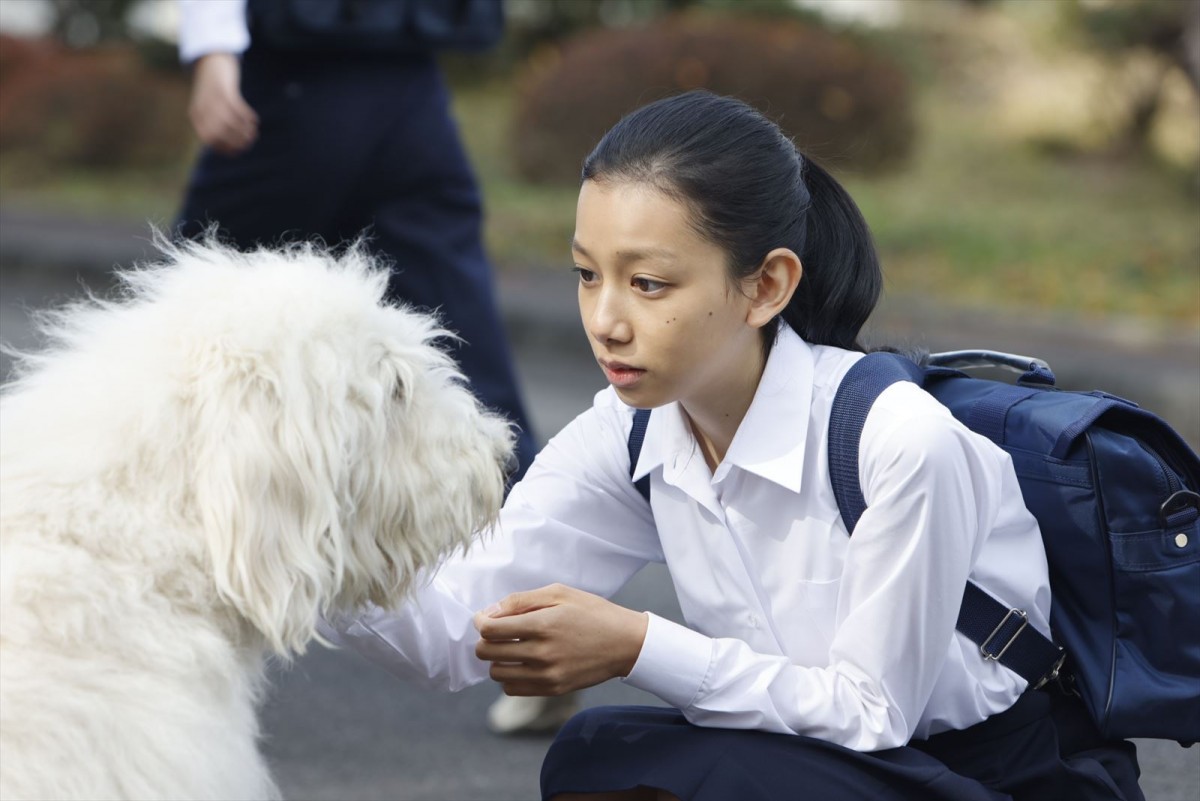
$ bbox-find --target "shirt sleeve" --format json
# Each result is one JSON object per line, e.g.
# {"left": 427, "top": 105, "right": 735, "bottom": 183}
{"left": 178, "top": 0, "right": 250, "bottom": 63}
{"left": 624, "top": 383, "right": 1006, "bottom": 751}
{"left": 322, "top": 399, "right": 663, "bottom": 692}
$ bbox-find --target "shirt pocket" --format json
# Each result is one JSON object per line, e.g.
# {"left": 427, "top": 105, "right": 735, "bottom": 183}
{"left": 778, "top": 577, "right": 842, "bottom": 665}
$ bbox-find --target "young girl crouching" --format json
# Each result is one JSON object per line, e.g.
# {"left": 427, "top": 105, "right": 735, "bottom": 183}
{"left": 324, "top": 90, "right": 1142, "bottom": 801}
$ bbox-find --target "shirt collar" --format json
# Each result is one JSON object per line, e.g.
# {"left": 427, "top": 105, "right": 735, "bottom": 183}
{"left": 630, "top": 394, "right": 690, "bottom": 483}
{"left": 631, "top": 324, "right": 815, "bottom": 494}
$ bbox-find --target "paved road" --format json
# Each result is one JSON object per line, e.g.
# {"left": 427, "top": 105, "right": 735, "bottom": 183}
{"left": 1, "top": 263, "right": 1196, "bottom": 800}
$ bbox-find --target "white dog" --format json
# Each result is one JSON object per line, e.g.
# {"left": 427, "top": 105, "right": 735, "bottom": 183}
{"left": 0, "top": 239, "right": 514, "bottom": 800}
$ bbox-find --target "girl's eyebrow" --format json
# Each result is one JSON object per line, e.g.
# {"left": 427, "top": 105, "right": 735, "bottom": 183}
{"left": 571, "top": 239, "right": 677, "bottom": 266}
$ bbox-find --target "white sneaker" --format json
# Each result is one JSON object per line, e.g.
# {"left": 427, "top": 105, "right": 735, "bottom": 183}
{"left": 486, "top": 692, "right": 580, "bottom": 735}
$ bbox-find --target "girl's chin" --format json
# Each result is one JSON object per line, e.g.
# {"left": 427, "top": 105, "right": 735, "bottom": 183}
{"left": 612, "top": 383, "right": 663, "bottom": 409}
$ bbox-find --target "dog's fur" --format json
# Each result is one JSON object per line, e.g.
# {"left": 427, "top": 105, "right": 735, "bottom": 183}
{"left": 0, "top": 240, "right": 514, "bottom": 800}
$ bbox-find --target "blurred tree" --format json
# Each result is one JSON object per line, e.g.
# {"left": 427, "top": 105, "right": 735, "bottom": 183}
{"left": 1064, "top": 0, "right": 1198, "bottom": 156}
{"left": 946, "top": 0, "right": 1198, "bottom": 157}
{"left": 1074, "top": 0, "right": 1198, "bottom": 90}
{"left": 1073, "top": 0, "right": 1198, "bottom": 156}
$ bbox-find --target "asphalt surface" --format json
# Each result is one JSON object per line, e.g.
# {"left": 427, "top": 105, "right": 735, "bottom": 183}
{"left": 1, "top": 210, "right": 1197, "bottom": 800}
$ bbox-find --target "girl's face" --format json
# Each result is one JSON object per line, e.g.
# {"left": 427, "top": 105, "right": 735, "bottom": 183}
{"left": 572, "top": 179, "right": 765, "bottom": 412}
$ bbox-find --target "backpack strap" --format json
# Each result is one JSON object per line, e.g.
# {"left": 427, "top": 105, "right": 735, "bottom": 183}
{"left": 629, "top": 408, "right": 652, "bottom": 503}
{"left": 828, "top": 353, "right": 926, "bottom": 531}
{"left": 829, "top": 352, "right": 1065, "bottom": 689}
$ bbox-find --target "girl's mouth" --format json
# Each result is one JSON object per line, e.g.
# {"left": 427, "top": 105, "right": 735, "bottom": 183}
{"left": 600, "top": 361, "right": 646, "bottom": 389}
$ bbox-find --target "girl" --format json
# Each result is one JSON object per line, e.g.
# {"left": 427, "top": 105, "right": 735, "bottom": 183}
{"left": 324, "top": 91, "right": 1142, "bottom": 800}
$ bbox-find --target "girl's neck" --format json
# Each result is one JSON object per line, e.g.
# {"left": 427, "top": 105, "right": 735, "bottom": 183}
{"left": 682, "top": 343, "right": 768, "bottom": 473}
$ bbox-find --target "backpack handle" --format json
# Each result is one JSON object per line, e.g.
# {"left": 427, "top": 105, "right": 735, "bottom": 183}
{"left": 926, "top": 350, "right": 1051, "bottom": 374}
{"left": 926, "top": 350, "right": 1057, "bottom": 389}
{"left": 927, "top": 350, "right": 1056, "bottom": 389}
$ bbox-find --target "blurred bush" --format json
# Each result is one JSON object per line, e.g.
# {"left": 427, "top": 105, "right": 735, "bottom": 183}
{"left": 511, "top": 12, "right": 916, "bottom": 185}
{"left": 0, "top": 34, "right": 190, "bottom": 170}
{"left": 1062, "top": 0, "right": 1199, "bottom": 159}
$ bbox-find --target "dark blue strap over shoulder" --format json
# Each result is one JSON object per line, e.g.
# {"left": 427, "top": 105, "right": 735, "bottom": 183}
{"left": 828, "top": 352, "right": 925, "bottom": 533}
{"left": 629, "top": 408, "right": 652, "bottom": 502}
{"left": 828, "top": 352, "right": 1064, "bottom": 689}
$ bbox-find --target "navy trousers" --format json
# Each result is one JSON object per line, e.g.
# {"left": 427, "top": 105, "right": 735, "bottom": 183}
{"left": 541, "top": 692, "right": 1144, "bottom": 801}
{"left": 176, "top": 46, "right": 538, "bottom": 483}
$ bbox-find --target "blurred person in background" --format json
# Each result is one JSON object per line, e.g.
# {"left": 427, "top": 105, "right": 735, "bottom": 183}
{"left": 173, "top": 0, "right": 538, "bottom": 513}
{"left": 173, "top": 0, "right": 567, "bottom": 736}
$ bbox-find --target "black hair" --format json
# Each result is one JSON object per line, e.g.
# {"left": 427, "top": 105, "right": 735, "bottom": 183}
{"left": 581, "top": 90, "right": 881, "bottom": 352}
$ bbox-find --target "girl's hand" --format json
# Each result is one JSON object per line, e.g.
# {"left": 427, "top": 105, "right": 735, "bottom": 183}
{"left": 473, "top": 584, "right": 648, "bottom": 696}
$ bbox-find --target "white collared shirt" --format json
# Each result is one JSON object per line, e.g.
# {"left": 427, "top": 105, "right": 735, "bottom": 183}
{"left": 329, "top": 326, "right": 1051, "bottom": 751}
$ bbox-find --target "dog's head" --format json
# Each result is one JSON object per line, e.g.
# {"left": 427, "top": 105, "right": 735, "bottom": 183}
{"left": 151, "top": 238, "right": 514, "bottom": 656}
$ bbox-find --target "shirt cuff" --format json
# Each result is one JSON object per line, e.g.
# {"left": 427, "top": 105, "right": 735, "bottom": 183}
{"left": 621, "top": 612, "right": 712, "bottom": 710}
{"left": 178, "top": 0, "right": 250, "bottom": 63}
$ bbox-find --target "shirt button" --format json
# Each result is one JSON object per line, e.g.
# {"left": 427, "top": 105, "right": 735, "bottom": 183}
{"left": 747, "top": 614, "right": 759, "bottom": 629}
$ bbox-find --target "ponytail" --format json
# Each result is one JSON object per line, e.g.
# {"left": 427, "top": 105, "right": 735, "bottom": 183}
{"left": 779, "top": 156, "right": 882, "bottom": 352}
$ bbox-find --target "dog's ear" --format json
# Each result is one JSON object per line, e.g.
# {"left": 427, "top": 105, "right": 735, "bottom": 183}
{"left": 189, "top": 358, "right": 344, "bottom": 658}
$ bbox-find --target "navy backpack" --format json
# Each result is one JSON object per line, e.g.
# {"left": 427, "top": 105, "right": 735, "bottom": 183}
{"left": 627, "top": 350, "right": 1200, "bottom": 744}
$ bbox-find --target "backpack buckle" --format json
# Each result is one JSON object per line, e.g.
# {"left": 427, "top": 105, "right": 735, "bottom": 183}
{"left": 1033, "top": 650, "right": 1068, "bottom": 691}
{"left": 980, "top": 608, "right": 1028, "bottom": 661}
{"left": 1160, "top": 490, "right": 1200, "bottom": 527}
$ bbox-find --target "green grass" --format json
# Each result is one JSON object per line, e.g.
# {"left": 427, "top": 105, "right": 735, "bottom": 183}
{"left": 843, "top": 94, "right": 1200, "bottom": 324}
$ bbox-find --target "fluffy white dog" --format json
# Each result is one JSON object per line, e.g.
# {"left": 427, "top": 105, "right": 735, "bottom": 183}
{"left": 0, "top": 239, "right": 514, "bottom": 800}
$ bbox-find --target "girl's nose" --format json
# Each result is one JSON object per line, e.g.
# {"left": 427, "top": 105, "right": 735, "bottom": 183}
{"left": 585, "top": 286, "right": 633, "bottom": 345}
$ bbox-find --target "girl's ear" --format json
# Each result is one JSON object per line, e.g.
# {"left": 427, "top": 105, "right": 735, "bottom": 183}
{"left": 745, "top": 248, "right": 802, "bottom": 329}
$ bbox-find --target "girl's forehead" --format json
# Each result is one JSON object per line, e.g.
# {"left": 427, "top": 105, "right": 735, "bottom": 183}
{"left": 575, "top": 181, "right": 737, "bottom": 282}
{"left": 575, "top": 181, "right": 700, "bottom": 249}
{"left": 577, "top": 179, "right": 681, "bottom": 213}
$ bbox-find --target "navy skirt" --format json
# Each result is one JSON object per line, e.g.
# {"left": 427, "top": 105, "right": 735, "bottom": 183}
{"left": 540, "top": 691, "right": 1143, "bottom": 801}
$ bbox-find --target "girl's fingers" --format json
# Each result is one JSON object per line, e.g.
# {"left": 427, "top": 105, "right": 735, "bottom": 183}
{"left": 487, "top": 662, "right": 533, "bottom": 681}
{"left": 488, "top": 665, "right": 568, "bottom": 697}
{"left": 476, "top": 607, "right": 550, "bottom": 641}
{"left": 473, "top": 583, "right": 569, "bottom": 632}
{"left": 475, "top": 637, "right": 541, "bottom": 663}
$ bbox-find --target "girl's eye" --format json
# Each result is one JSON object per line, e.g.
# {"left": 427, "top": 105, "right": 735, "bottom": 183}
{"left": 632, "top": 277, "right": 667, "bottom": 294}
{"left": 571, "top": 266, "right": 597, "bottom": 284}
